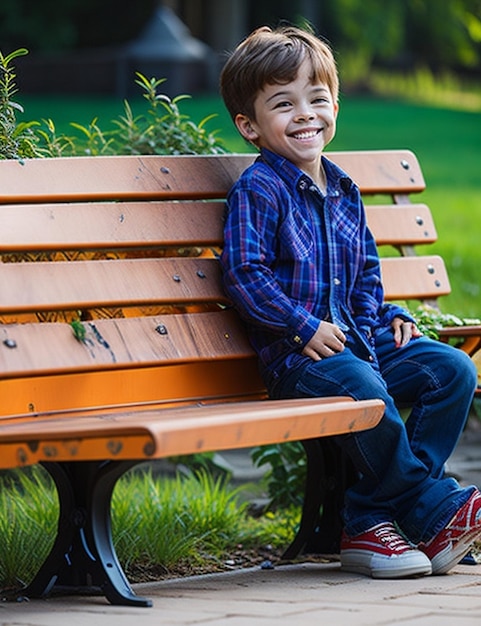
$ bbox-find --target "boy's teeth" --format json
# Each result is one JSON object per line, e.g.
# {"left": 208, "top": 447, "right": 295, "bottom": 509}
{"left": 295, "top": 130, "right": 317, "bottom": 139}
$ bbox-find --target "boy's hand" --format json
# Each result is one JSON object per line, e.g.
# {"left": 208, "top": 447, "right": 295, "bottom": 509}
{"left": 302, "top": 321, "right": 346, "bottom": 361}
{"left": 391, "top": 317, "right": 423, "bottom": 348}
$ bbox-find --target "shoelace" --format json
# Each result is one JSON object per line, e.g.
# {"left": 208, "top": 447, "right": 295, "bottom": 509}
{"left": 374, "top": 524, "right": 411, "bottom": 553}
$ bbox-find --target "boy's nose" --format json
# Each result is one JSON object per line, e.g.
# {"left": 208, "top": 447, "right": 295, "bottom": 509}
{"left": 294, "top": 109, "right": 315, "bottom": 122}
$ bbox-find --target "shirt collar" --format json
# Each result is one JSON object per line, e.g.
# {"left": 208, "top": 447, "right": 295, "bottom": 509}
{"left": 258, "top": 147, "right": 354, "bottom": 197}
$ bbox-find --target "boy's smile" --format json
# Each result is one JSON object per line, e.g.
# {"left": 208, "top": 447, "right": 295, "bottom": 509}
{"left": 235, "top": 58, "right": 339, "bottom": 187}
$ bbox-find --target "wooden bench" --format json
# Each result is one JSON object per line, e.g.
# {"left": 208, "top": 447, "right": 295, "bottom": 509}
{"left": 0, "top": 148, "right": 478, "bottom": 605}
{"left": 0, "top": 153, "right": 386, "bottom": 607}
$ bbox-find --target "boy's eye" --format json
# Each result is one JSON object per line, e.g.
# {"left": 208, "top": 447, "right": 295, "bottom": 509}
{"left": 273, "top": 101, "right": 292, "bottom": 109}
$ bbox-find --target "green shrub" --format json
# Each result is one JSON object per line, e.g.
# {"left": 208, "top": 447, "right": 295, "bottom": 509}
{"left": 0, "top": 48, "right": 43, "bottom": 159}
{"left": 0, "top": 48, "right": 226, "bottom": 158}
{"left": 410, "top": 303, "right": 481, "bottom": 341}
{"left": 251, "top": 442, "right": 307, "bottom": 510}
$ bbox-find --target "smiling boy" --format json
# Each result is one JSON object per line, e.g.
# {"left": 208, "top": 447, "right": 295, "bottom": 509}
{"left": 220, "top": 25, "right": 480, "bottom": 579}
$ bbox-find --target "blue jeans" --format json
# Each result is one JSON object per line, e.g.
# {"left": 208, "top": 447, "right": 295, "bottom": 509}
{"left": 270, "top": 328, "right": 478, "bottom": 544}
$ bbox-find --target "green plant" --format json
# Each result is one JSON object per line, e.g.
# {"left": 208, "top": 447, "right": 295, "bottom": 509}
{"left": 109, "top": 73, "right": 225, "bottom": 156}
{"left": 0, "top": 48, "right": 42, "bottom": 159}
{"left": 251, "top": 442, "right": 307, "bottom": 510}
{"left": 239, "top": 506, "right": 300, "bottom": 548}
{"left": 33, "top": 117, "right": 76, "bottom": 157}
{"left": 410, "top": 303, "right": 481, "bottom": 341}
{"left": 1, "top": 48, "right": 226, "bottom": 158}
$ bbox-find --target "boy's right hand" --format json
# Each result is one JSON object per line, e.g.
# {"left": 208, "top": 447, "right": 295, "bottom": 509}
{"left": 302, "top": 321, "right": 346, "bottom": 361}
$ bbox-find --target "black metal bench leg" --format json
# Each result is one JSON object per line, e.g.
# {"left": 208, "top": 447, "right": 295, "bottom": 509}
{"left": 22, "top": 460, "right": 152, "bottom": 607}
{"left": 302, "top": 439, "right": 358, "bottom": 556}
{"left": 90, "top": 460, "right": 153, "bottom": 607}
{"left": 282, "top": 438, "right": 326, "bottom": 560}
{"left": 282, "top": 438, "right": 358, "bottom": 560}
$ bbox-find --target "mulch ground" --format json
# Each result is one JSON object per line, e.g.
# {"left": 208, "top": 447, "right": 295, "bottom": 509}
{"left": 126, "top": 544, "right": 288, "bottom": 583}
{"left": 126, "top": 540, "right": 481, "bottom": 583}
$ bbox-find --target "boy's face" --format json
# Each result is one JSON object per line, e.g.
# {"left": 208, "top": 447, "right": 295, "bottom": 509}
{"left": 235, "top": 58, "right": 338, "bottom": 182}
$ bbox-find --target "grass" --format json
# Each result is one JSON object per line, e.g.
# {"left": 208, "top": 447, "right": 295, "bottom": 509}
{"left": 18, "top": 90, "right": 481, "bottom": 318}
{"left": 0, "top": 468, "right": 58, "bottom": 588}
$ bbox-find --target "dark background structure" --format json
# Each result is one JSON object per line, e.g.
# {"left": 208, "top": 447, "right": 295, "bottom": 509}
{"left": 1, "top": 0, "right": 480, "bottom": 95}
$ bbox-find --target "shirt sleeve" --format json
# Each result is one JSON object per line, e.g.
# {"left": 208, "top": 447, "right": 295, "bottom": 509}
{"left": 220, "top": 179, "right": 320, "bottom": 347}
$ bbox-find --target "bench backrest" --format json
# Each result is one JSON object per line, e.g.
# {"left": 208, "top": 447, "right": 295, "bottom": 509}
{"left": 0, "top": 151, "right": 446, "bottom": 419}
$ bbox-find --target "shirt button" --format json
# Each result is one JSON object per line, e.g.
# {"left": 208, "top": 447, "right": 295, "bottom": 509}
{"left": 293, "top": 335, "right": 303, "bottom": 344}
{"left": 333, "top": 278, "right": 341, "bottom": 286}
{"left": 368, "top": 355, "right": 374, "bottom": 362}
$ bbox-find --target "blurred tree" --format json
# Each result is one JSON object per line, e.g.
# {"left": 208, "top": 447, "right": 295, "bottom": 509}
{"left": 246, "top": 0, "right": 481, "bottom": 78}
{"left": 404, "top": 0, "right": 481, "bottom": 73}
{"left": 297, "top": 0, "right": 481, "bottom": 79}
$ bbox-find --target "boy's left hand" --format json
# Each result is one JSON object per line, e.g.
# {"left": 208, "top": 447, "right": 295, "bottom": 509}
{"left": 391, "top": 317, "right": 423, "bottom": 348}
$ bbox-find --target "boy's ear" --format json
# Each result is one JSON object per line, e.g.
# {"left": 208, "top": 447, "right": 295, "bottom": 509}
{"left": 234, "top": 114, "right": 259, "bottom": 143}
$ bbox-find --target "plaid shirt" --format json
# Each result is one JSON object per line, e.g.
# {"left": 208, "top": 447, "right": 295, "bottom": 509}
{"left": 220, "top": 148, "right": 411, "bottom": 387}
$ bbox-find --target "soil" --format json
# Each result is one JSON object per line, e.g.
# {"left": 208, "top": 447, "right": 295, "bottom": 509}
{"left": 125, "top": 544, "right": 290, "bottom": 583}
{"left": 126, "top": 540, "right": 481, "bottom": 584}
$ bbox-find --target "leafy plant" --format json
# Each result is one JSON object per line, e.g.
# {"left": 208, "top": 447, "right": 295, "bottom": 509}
{"left": 410, "top": 303, "right": 481, "bottom": 340}
{"left": 36, "top": 72, "right": 226, "bottom": 157}
{"left": 1, "top": 48, "right": 226, "bottom": 158}
{"left": 109, "top": 73, "right": 225, "bottom": 156}
{"left": 251, "top": 442, "right": 307, "bottom": 510}
{"left": 0, "top": 48, "right": 42, "bottom": 159}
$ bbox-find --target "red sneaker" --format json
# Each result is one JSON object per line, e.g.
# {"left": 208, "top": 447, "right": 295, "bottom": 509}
{"left": 419, "top": 489, "right": 481, "bottom": 574}
{"left": 341, "top": 522, "right": 432, "bottom": 579}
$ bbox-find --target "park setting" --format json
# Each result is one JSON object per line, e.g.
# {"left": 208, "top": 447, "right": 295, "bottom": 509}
{"left": 1, "top": 1, "right": 481, "bottom": 623}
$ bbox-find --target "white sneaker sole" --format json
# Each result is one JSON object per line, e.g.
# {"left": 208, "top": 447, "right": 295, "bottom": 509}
{"left": 428, "top": 527, "right": 481, "bottom": 575}
{"left": 341, "top": 549, "right": 432, "bottom": 579}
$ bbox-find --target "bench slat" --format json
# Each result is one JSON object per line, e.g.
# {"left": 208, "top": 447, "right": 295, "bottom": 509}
{"left": 0, "top": 358, "right": 267, "bottom": 419}
{"left": 0, "top": 255, "right": 451, "bottom": 314}
{"left": 328, "top": 150, "right": 425, "bottom": 193}
{"left": 366, "top": 204, "right": 437, "bottom": 245}
{"left": 0, "top": 201, "right": 224, "bottom": 252}
{"left": 0, "top": 310, "right": 252, "bottom": 377}
{"left": 381, "top": 256, "right": 451, "bottom": 300}
{"left": 0, "top": 155, "right": 254, "bottom": 203}
{"left": 0, "top": 202, "right": 436, "bottom": 253}
{"left": 0, "top": 397, "right": 385, "bottom": 468}
{"left": 0, "top": 151, "right": 424, "bottom": 205}
{"left": 0, "top": 257, "right": 224, "bottom": 313}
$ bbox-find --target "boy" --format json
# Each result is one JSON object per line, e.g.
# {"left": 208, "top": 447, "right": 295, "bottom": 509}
{"left": 219, "top": 25, "right": 480, "bottom": 579}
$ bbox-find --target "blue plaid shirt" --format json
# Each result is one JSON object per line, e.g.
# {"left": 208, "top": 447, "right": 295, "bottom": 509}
{"left": 220, "top": 148, "right": 412, "bottom": 388}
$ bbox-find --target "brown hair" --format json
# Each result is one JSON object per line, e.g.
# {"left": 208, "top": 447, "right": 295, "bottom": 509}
{"left": 220, "top": 25, "right": 339, "bottom": 122}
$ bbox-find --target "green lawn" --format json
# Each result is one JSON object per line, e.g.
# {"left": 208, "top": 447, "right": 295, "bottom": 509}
{"left": 19, "top": 93, "right": 481, "bottom": 318}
